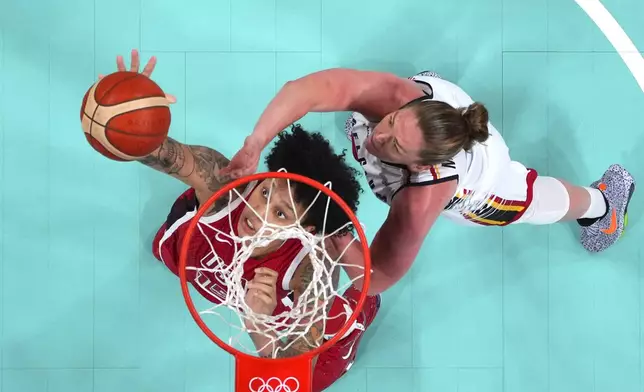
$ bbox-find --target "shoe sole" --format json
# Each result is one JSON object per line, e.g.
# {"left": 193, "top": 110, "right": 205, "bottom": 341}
{"left": 619, "top": 182, "right": 636, "bottom": 238}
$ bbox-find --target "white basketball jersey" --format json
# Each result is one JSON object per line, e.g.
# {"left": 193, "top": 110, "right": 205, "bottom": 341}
{"left": 346, "top": 74, "right": 533, "bottom": 226}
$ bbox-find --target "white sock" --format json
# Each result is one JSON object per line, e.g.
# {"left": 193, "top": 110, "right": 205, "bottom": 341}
{"left": 580, "top": 187, "right": 608, "bottom": 219}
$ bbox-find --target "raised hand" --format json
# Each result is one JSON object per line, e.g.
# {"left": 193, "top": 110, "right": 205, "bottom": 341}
{"left": 98, "top": 49, "right": 176, "bottom": 104}
{"left": 218, "top": 136, "right": 263, "bottom": 180}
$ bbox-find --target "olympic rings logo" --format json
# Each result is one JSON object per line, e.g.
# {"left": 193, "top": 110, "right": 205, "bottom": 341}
{"left": 248, "top": 377, "right": 300, "bottom": 392}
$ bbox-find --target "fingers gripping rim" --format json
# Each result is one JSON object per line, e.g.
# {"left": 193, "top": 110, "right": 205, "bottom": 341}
{"left": 177, "top": 171, "right": 372, "bottom": 390}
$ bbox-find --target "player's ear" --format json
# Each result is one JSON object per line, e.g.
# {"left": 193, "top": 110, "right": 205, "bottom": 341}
{"left": 303, "top": 225, "right": 316, "bottom": 233}
{"left": 408, "top": 163, "right": 433, "bottom": 173}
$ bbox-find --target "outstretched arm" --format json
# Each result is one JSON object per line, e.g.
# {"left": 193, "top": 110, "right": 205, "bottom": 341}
{"left": 333, "top": 180, "right": 457, "bottom": 295}
{"left": 102, "top": 50, "right": 234, "bottom": 208}
{"left": 138, "top": 138, "right": 232, "bottom": 207}
{"left": 221, "top": 69, "right": 425, "bottom": 178}
{"left": 251, "top": 69, "right": 423, "bottom": 147}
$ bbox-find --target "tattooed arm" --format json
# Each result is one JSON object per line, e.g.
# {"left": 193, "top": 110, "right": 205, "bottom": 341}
{"left": 278, "top": 258, "right": 325, "bottom": 362}
{"left": 138, "top": 138, "right": 234, "bottom": 208}
{"left": 245, "top": 256, "right": 339, "bottom": 366}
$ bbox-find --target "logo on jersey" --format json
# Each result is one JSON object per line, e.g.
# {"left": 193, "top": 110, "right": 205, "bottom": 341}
{"left": 350, "top": 133, "right": 359, "bottom": 161}
{"left": 346, "top": 112, "right": 419, "bottom": 204}
{"left": 350, "top": 132, "right": 367, "bottom": 166}
{"left": 194, "top": 269, "right": 227, "bottom": 303}
{"left": 249, "top": 376, "right": 300, "bottom": 392}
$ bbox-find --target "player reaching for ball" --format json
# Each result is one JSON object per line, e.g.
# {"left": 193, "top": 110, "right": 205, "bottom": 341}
{"left": 222, "top": 68, "right": 636, "bottom": 295}
{"left": 89, "top": 50, "right": 380, "bottom": 392}
{"left": 81, "top": 55, "right": 176, "bottom": 161}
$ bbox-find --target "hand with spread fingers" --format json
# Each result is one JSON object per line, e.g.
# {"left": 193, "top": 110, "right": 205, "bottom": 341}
{"left": 98, "top": 49, "right": 176, "bottom": 104}
{"left": 218, "top": 135, "right": 262, "bottom": 180}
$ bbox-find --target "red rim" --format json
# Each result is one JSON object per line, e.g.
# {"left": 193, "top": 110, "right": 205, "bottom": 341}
{"left": 178, "top": 171, "right": 372, "bottom": 364}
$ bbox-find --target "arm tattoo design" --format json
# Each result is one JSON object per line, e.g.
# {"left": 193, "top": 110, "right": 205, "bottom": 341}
{"left": 276, "top": 323, "right": 324, "bottom": 358}
{"left": 187, "top": 145, "right": 231, "bottom": 192}
{"left": 299, "top": 260, "right": 315, "bottom": 288}
{"left": 275, "top": 261, "right": 325, "bottom": 358}
{"left": 138, "top": 138, "right": 190, "bottom": 176}
{"left": 139, "top": 139, "right": 232, "bottom": 189}
{"left": 138, "top": 139, "right": 236, "bottom": 214}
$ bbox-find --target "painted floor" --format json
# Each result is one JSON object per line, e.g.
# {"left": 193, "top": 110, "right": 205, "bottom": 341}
{"left": 1, "top": 0, "right": 643, "bottom": 390}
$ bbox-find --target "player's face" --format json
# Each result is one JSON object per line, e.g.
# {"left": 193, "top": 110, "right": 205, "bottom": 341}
{"left": 366, "top": 108, "right": 425, "bottom": 169}
{"left": 238, "top": 179, "right": 313, "bottom": 255}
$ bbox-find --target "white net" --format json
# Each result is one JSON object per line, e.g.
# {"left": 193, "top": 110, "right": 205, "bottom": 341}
{"left": 184, "top": 170, "right": 367, "bottom": 358}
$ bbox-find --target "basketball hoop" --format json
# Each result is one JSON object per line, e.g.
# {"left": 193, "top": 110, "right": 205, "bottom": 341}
{"left": 178, "top": 171, "right": 371, "bottom": 392}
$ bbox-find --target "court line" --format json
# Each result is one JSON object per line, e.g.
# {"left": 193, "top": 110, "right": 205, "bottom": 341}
{"left": 574, "top": 0, "right": 644, "bottom": 92}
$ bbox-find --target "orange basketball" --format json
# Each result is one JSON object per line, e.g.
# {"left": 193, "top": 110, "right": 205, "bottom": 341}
{"left": 80, "top": 71, "right": 171, "bottom": 161}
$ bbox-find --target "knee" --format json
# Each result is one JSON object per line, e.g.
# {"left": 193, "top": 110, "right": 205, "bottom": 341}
{"left": 521, "top": 176, "right": 570, "bottom": 225}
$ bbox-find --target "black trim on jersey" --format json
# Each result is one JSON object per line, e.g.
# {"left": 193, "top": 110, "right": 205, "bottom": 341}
{"left": 379, "top": 158, "right": 460, "bottom": 202}
{"left": 394, "top": 175, "right": 458, "bottom": 199}
{"left": 391, "top": 183, "right": 408, "bottom": 200}
{"left": 380, "top": 160, "right": 408, "bottom": 169}
{"left": 401, "top": 95, "right": 432, "bottom": 110}
{"left": 400, "top": 79, "right": 435, "bottom": 110}
{"left": 407, "top": 175, "right": 459, "bottom": 187}
{"left": 412, "top": 80, "right": 434, "bottom": 99}
{"left": 378, "top": 160, "right": 411, "bottom": 202}
{"left": 390, "top": 175, "right": 459, "bottom": 201}
{"left": 166, "top": 189, "right": 199, "bottom": 228}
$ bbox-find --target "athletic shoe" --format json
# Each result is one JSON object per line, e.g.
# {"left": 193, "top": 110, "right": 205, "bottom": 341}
{"left": 579, "top": 164, "right": 635, "bottom": 252}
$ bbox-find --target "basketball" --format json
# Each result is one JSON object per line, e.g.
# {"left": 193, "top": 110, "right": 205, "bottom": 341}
{"left": 80, "top": 71, "right": 171, "bottom": 161}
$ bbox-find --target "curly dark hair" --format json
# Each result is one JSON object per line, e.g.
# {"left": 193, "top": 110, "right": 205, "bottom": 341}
{"left": 264, "top": 125, "right": 362, "bottom": 235}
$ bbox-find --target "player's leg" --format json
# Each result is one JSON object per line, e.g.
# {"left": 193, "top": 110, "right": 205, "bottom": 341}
{"left": 521, "top": 164, "right": 635, "bottom": 252}
{"left": 312, "top": 288, "right": 381, "bottom": 392}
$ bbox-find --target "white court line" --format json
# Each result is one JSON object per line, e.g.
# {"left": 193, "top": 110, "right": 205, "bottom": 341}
{"left": 574, "top": 0, "right": 644, "bottom": 92}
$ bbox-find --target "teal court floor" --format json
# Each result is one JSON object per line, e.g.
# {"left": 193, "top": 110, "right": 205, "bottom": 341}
{"left": 2, "top": 0, "right": 644, "bottom": 391}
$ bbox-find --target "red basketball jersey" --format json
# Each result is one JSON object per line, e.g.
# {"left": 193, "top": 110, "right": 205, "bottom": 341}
{"left": 152, "top": 183, "right": 309, "bottom": 315}
{"left": 312, "top": 287, "right": 381, "bottom": 391}
{"left": 152, "top": 184, "right": 382, "bottom": 391}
